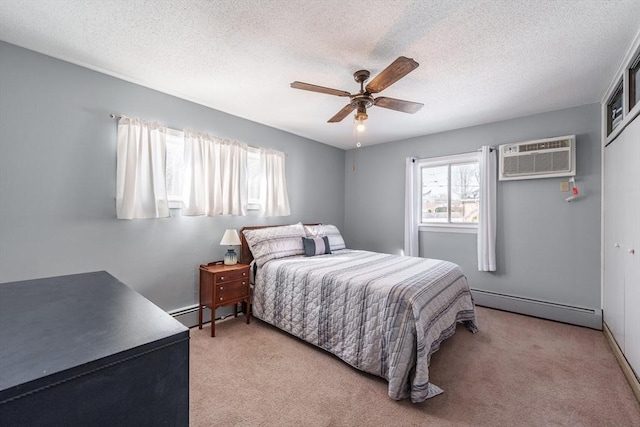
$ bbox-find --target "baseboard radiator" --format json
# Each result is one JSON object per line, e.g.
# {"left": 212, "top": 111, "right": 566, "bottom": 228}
{"left": 169, "top": 304, "right": 243, "bottom": 329}
{"left": 471, "top": 289, "right": 602, "bottom": 330}
{"left": 171, "top": 291, "right": 602, "bottom": 330}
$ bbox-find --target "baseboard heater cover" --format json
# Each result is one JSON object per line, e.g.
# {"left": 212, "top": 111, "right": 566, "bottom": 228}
{"left": 169, "top": 304, "right": 245, "bottom": 328}
{"left": 471, "top": 289, "right": 602, "bottom": 330}
{"left": 173, "top": 292, "right": 601, "bottom": 330}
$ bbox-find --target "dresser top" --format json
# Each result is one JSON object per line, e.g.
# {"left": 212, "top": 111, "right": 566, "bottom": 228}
{"left": 0, "top": 271, "right": 188, "bottom": 396}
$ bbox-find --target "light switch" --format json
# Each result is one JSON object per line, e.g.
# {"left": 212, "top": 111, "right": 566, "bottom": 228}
{"left": 560, "top": 181, "right": 570, "bottom": 192}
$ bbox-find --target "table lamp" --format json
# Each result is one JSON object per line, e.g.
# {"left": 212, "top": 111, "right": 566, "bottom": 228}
{"left": 220, "top": 229, "right": 241, "bottom": 265}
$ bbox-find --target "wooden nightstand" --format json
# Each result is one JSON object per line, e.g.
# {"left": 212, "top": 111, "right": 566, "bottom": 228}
{"left": 198, "top": 262, "right": 251, "bottom": 337}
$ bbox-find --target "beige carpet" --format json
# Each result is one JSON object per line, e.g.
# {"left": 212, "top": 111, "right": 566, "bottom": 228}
{"left": 189, "top": 306, "right": 640, "bottom": 426}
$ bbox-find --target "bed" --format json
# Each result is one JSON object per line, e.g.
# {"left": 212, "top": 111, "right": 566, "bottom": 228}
{"left": 240, "top": 223, "right": 477, "bottom": 403}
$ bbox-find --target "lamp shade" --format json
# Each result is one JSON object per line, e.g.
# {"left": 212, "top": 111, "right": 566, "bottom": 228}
{"left": 220, "top": 229, "right": 241, "bottom": 246}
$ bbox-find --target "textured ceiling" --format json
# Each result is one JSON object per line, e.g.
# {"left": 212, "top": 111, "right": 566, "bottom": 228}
{"left": 1, "top": 0, "right": 639, "bottom": 150}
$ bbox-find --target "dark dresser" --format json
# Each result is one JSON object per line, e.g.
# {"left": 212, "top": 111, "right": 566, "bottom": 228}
{"left": 0, "top": 271, "right": 189, "bottom": 426}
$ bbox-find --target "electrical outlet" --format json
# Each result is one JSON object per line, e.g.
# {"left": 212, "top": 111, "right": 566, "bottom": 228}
{"left": 560, "top": 181, "right": 570, "bottom": 192}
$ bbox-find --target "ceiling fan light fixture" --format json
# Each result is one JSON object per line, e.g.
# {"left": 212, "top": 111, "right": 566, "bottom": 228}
{"left": 355, "top": 104, "right": 367, "bottom": 132}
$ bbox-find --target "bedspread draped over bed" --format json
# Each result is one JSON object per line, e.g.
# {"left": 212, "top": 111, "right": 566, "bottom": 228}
{"left": 252, "top": 249, "right": 478, "bottom": 402}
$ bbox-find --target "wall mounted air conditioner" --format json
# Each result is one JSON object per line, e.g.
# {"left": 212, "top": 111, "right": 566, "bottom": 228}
{"left": 498, "top": 135, "right": 576, "bottom": 181}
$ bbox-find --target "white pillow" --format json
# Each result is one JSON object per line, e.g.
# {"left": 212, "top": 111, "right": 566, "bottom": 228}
{"left": 304, "top": 224, "right": 346, "bottom": 251}
{"left": 243, "top": 223, "right": 305, "bottom": 267}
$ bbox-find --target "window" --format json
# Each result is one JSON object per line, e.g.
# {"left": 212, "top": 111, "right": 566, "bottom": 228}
{"left": 164, "top": 129, "right": 262, "bottom": 210}
{"left": 630, "top": 50, "right": 640, "bottom": 111}
{"left": 419, "top": 152, "right": 479, "bottom": 232}
{"left": 166, "top": 128, "right": 185, "bottom": 209}
{"left": 247, "top": 147, "right": 261, "bottom": 209}
{"left": 607, "top": 80, "right": 623, "bottom": 135}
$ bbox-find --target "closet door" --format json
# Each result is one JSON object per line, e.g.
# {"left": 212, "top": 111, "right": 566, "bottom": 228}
{"left": 623, "top": 116, "right": 640, "bottom": 375}
{"left": 603, "top": 134, "right": 625, "bottom": 350}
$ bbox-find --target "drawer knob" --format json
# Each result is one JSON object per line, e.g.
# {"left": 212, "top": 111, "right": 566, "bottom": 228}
{"left": 221, "top": 276, "right": 224, "bottom": 280}
{"left": 220, "top": 286, "right": 224, "bottom": 290}
{"left": 243, "top": 272, "right": 246, "bottom": 276}
{"left": 220, "top": 297, "right": 223, "bottom": 301}
{"left": 629, "top": 249, "right": 636, "bottom": 255}
{"left": 242, "top": 282, "right": 246, "bottom": 285}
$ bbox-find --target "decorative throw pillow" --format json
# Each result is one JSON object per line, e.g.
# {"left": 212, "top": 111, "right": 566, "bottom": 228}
{"left": 242, "top": 223, "right": 305, "bottom": 267}
{"left": 304, "top": 224, "right": 346, "bottom": 251}
{"left": 302, "top": 236, "right": 331, "bottom": 256}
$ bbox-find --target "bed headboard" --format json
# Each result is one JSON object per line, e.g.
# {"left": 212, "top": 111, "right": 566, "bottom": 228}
{"left": 239, "top": 224, "right": 320, "bottom": 265}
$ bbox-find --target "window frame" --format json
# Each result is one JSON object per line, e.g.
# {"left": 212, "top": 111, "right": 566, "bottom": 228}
{"left": 418, "top": 152, "right": 479, "bottom": 234}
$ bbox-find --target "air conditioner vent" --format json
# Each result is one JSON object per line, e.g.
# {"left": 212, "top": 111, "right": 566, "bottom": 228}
{"left": 499, "top": 135, "right": 576, "bottom": 181}
{"left": 518, "top": 138, "right": 572, "bottom": 152}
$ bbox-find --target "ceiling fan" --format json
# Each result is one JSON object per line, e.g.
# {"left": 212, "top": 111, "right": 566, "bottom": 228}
{"left": 290, "top": 56, "right": 423, "bottom": 130}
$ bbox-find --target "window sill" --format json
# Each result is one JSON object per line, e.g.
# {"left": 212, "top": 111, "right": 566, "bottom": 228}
{"left": 419, "top": 224, "right": 477, "bottom": 234}
{"left": 166, "top": 201, "right": 261, "bottom": 211}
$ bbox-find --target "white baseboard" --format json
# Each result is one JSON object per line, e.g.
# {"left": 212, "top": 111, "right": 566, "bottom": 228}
{"left": 169, "top": 304, "right": 242, "bottom": 328}
{"left": 471, "top": 289, "right": 602, "bottom": 330}
{"left": 603, "top": 322, "right": 640, "bottom": 403}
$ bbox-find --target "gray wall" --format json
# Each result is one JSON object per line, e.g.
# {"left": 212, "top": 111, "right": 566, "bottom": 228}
{"left": 344, "top": 104, "right": 601, "bottom": 310}
{"left": 0, "top": 41, "right": 603, "bottom": 317}
{"left": 0, "top": 42, "right": 345, "bottom": 312}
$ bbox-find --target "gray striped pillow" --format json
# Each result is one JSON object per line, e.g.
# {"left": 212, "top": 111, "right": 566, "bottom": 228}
{"left": 304, "top": 224, "right": 346, "bottom": 251}
{"left": 243, "top": 223, "right": 305, "bottom": 267}
{"left": 302, "top": 236, "right": 331, "bottom": 256}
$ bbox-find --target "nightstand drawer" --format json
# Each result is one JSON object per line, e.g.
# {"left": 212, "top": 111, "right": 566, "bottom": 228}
{"left": 216, "top": 269, "right": 248, "bottom": 283}
{"left": 216, "top": 279, "right": 248, "bottom": 302}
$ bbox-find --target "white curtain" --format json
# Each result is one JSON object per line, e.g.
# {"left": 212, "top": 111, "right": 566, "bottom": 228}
{"left": 182, "top": 131, "right": 247, "bottom": 216}
{"left": 477, "top": 146, "right": 497, "bottom": 271}
{"left": 404, "top": 157, "right": 419, "bottom": 257}
{"left": 260, "top": 148, "right": 290, "bottom": 217}
{"left": 116, "top": 116, "right": 169, "bottom": 219}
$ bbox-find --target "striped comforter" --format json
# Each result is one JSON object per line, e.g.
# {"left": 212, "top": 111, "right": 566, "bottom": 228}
{"left": 252, "top": 249, "right": 478, "bottom": 402}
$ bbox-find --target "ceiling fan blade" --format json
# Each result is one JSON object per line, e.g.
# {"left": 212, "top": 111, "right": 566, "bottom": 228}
{"left": 365, "top": 56, "right": 419, "bottom": 94}
{"left": 290, "top": 81, "right": 351, "bottom": 97}
{"left": 374, "top": 97, "right": 423, "bottom": 114}
{"left": 328, "top": 104, "right": 355, "bottom": 123}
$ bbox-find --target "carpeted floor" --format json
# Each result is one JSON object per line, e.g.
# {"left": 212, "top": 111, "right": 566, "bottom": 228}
{"left": 189, "top": 306, "right": 640, "bottom": 426}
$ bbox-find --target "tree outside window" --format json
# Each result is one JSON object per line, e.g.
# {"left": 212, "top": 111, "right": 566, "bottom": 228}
{"left": 421, "top": 161, "right": 479, "bottom": 224}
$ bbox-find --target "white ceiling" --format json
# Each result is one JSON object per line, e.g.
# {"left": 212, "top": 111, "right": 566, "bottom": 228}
{"left": 1, "top": 1, "right": 639, "bottom": 150}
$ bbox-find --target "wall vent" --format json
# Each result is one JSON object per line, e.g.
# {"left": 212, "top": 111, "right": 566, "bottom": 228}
{"left": 499, "top": 135, "right": 576, "bottom": 181}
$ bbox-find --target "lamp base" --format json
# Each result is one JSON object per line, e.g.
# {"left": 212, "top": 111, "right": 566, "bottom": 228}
{"left": 224, "top": 249, "right": 238, "bottom": 265}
